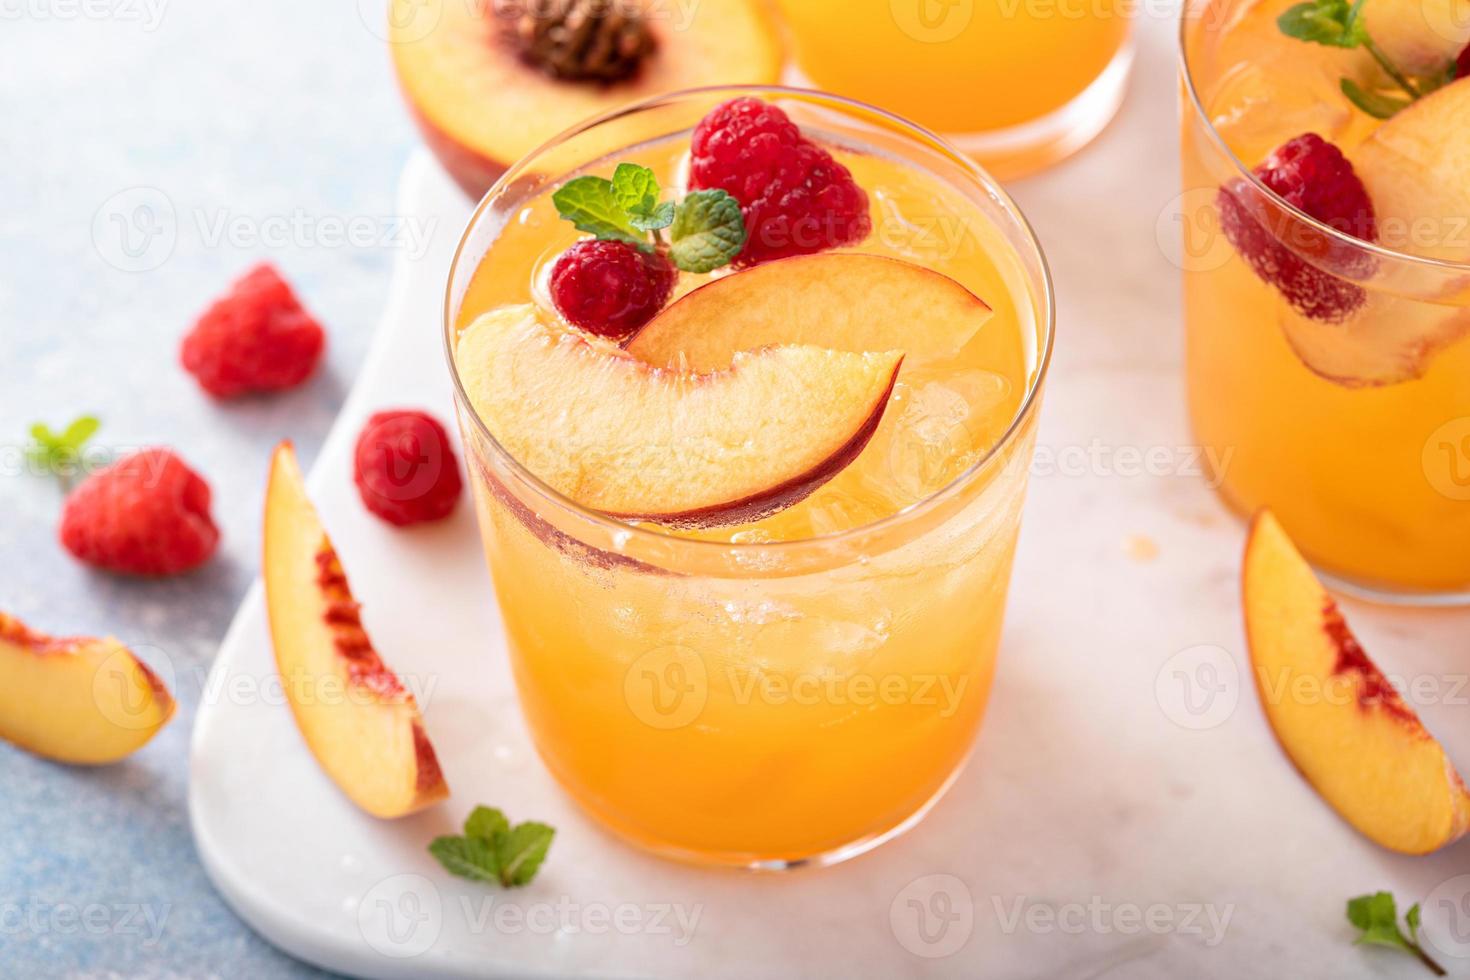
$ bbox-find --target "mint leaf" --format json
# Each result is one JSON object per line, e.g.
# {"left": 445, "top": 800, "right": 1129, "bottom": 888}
{"left": 429, "top": 808, "right": 555, "bottom": 889}
{"left": 1340, "top": 78, "right": 1411, "bottom": 119}
{"left": 496, "top": 822, "right": 555, "bottom": 888}
{"left": 429, "top": 835, "right": 500, "bottom": 884}
{"left": 630, "top": 201, "right": 676, "bottom": 233}
{"left": 552, "top": 176, "right": 644, "bottom": 247}
{"left": 1278, "top": 0, "right": 1365, "bottom": 47}
{"left": 1346, "top": 893, "right": 1447, "bottom": 976}
{"left": 611, "top": 164, "right": 660, "bottom": 217}
{"left": 669, "top": 190, "right": 747, "bottom": 274}
{"left": 464, "top": 806, "right": 509, "bottom": 842}
{"left": 26, "top": 414, "right": 101, "bottom": 479}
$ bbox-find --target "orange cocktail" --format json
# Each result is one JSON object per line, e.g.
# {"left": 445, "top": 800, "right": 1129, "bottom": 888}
{"left": 1180, "top": 0, "right": 1470, "bottom": 599}
{"left": 447, "top": 88, "right": 1053, "bottom": 866}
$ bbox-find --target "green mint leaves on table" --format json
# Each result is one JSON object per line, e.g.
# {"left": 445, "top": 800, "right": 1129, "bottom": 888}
{"left": 1278, "top": 0, "right": 1458, "bottom": 118}
{"left": 429, "top": 806, "right": 555, "bottom": 889}
{"left": 26, "top": 416, "right": 101, "bottom": 480}
{"left": 553, "top": 163, "right": 747, "bottom": 273}
{"left": 1346, "top": 892, "right": 1446, "bottom": 976}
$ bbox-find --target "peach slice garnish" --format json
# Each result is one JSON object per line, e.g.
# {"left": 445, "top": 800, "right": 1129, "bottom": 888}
{"left": 0, "top": 613, "right": 175, "bottom": 764}
{"left": 457, "top": 304, "right": 904, "bottom": 527}
{"left": 1355, "top": 77, "right": 1470, "bottom": 265}
{"left": 625, "top": 253, "right": 992, "bottom": 371}
{"left": 263, "top": 443, "right": 449, "bottom": 818}
{"left": 1361, "top": 0, "right": 1470, "bottom": 77}
{"left": 389, "top": 0, "right": 781, "bottom": 197}
{"left": 1243, "top": 510, "right": 1470, "bottom": 854}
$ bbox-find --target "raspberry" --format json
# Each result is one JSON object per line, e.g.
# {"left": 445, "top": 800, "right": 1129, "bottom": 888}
{"left": 690, "top": 97, "right": 871, "bottom": 267}
{"left": 60, "top": 449, "right": 219, "bottom": 576}
{"left": 181, "top": 263, "right": 326, "bottom": 398}
{"left": 549, "top": 239, "right": 676, "bottom": 340}
{"left": 354, "top": 410, "right": 463, "bottom": 526}
{"left": 1218, "top": 133, "right": 1377, "bottom": 323}
{"left": 1458, "top": 42, "right": 1470, "bottom": 80}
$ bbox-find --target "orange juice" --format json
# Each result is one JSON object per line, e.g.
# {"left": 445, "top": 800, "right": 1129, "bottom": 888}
{"left": 778, "top": 0, "right": 1133, "bottom": 176}
{"left": 446, "top": 89, "right": 1053, "bottom": 866}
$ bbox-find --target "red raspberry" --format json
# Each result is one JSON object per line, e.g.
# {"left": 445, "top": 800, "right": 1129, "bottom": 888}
{"left": 181, "top": 263, "right": 326, "bottom": 398}
{"left": 60, "top": 449, "right": 219, "bottom": 576}
{"left": 1458, "top": 43, "right": 1470, "bottom": 80}
{"left": 690, "top": 97, "right": 871, "bottom": 267}
{"left": 1218, "top": 133, "right": 1377, "bottom": 323}
{"left": 354, "top": 410, "right": 463, "bottom": 526}
{"left": 549, "top": 239, "right": 676, "bottom": 341}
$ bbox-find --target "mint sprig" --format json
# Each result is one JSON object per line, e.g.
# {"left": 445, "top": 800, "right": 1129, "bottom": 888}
{"left": 1277, "top": 0, "right": 1453, "bottom": 118}
{"left": 1346, "top": 892, "right": 1446, "bottom": 976}
{"left": 26, "top": 416, "right": 101, "bottom": 480}
{"left": 554, "top": 163, "right": 746, "bottom": 273}
{"left": 429, "top": 806, "right": 555, "bottom": 889}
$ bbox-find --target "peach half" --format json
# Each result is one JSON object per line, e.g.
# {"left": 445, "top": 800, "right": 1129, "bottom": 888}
{"left": 625, "top": 253, "right": 992, "bottom": 371}
{"left": 263, "top": 442, "right": 449, "bottom": 818}
{"left": 1243, "top": 510, "right": 1470, "bottom": 854}
{"left": 389, "top": 0, "right": 781, "bottom": 198}
{"left": 0, "top": 613, "right": 175, "bottom": 764}
{"left": 456, "top": 304, "right": 904, "bottom": 527}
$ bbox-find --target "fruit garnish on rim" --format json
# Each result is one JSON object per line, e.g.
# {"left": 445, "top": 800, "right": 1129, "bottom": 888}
{"left": 548, "top": 162, "right": 745, "bottom": 340}
{"left": 263, "top": 443, "right": 449, "bottom": 819}
{"left": 691, "top": 97, "right": 873, "bottom": 267}
{"left": 626, "top": 253, "right": 992, "bottom": 370}
{"left": 1243, "top": 510, "right": 1470, "bottom": 855}
{"left": 456, "top": 304, "right": 903, "bottom": 528}
{"left": 1277, "top": 0, "right": 1467, "bottom": 118}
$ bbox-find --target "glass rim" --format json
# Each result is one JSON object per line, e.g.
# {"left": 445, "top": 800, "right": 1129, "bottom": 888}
{"left": 441, "top": 83, "right": 1056, "bottom": 557}
{"left": 1177, "top": 0, "right": 1470, "bottom": 275}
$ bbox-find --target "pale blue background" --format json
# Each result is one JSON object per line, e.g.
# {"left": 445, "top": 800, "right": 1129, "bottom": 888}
{"left": 0, "top": 2, "right": 425, "bottom": 976}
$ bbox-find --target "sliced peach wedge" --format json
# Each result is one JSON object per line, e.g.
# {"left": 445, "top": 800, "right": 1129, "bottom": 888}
{"left": 0, "top": 613, "right": 175, "bottom": 764}
{"left": 390, "top": 0, "right": 781, "bottom": 198}
{"left": 625, "top": 253, "right": 992, "bottom": 371}
{"left": 456, "top": 304, "right": 904, "bottom": 527}
{"left": 1355, "top": 78, "right": 1470, "bottom": 265}
{"left": 1243, "top": 510, "right": 1470, "bottom": 855}
{"left": 263, "top": 443, "right": 449, "bottom": 819}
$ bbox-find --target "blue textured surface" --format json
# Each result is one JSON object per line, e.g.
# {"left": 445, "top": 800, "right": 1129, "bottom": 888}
{"left": 1, "top": 3, "right": 422, "bottom": 977}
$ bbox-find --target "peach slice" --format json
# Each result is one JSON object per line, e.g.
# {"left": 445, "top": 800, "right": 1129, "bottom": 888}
{"left": 389, "top": 0, "right": 781, "bottom": 198}
{"left": 456, "top": 304, "right": 903, "bottom": 527}
{"left": 0, "top": 613, "right": 175, "bottom": 764}
{"left": 625, "top": 253, "right": 992, "bottom": 371}
{"left": 1355, "top": 78, "right": 1470, "bottom": 264}
{"left": 1277, "top": 300, "right": 1470, "bottom": 388}
{"left": 264, "top": 443, "right": 449, "bottom": 818}
{"left": 1361, "top": 0, "right": 1470, "bottom": 77}
{"left": 1243, "top": 510, "right": 1470, "bottom": 854}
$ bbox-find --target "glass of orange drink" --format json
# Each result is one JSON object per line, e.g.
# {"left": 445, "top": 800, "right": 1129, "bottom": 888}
{"left": 1180, "top": 0, "right": 1470, "bottom": 601}
{"left": 775, "top": 0, "right": 1134, "bottom": 179}
{"left": 446, "top": 87, "right": 1053, "bottom": 867}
